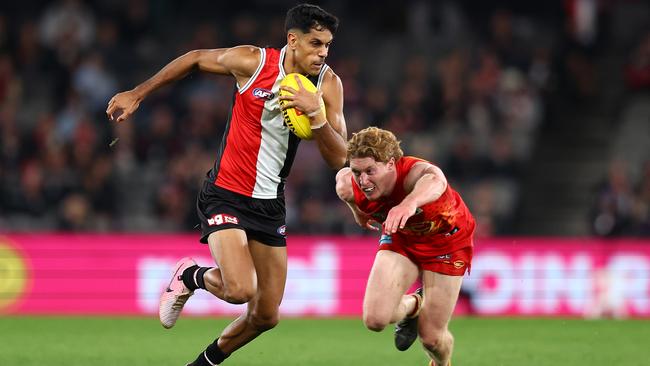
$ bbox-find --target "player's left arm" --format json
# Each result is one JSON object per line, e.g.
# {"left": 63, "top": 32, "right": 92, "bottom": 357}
{"left": 383, "top": 162, "right": 448, "bottom": 234}
{"left": 310, "top": 69, "right": 348, "bottom": 169}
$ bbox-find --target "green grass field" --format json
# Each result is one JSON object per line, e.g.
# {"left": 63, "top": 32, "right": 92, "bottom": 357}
{"left": 0, "top": 316, "right": 648, "bottom": 365}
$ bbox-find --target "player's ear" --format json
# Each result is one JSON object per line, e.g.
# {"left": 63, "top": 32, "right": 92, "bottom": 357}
{"left": 387, "top": 157, "right": 396, "bottom": 170}
{"left": 287, "top": 31, "right": 298, "bottom": 49}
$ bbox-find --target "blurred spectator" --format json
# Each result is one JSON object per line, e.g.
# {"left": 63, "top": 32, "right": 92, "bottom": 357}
{"left": 0, "top": 54, "right": 20, "bottom": 108}
{"left": 590, "top": 159, "right": 636, "bottom": 236}
{"left": 58, "top": 192, "right": 93, "bottom": 230}
{"left": 624, "top": 31, "right": 650, "bottom": 91}
{"left": 0, "top": 15, "right": 9, "bottom": 53}
{"left": 72, "top": 52, "right": 118, "bottom": 113}
{"left": 632, "top": 160, "right": 650, "bottom": 235}
{"left": 39, "top": 0, "right": 95, "bottom": 67}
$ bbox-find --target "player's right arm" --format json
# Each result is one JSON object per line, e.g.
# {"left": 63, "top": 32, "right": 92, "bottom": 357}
{"left": 335, "top": 168, "right": 380, "bottom": 231}
{"left": 106, "top": 46, "right": 260, "bottom": 122}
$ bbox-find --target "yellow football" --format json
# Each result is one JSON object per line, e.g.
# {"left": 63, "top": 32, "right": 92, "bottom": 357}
{"left": 279, "top": 73, "right": 326, "bottom": 140}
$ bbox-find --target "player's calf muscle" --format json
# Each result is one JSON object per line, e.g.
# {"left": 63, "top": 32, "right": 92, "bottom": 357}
{"left": 222, "top": 282, "right": 256, "bottom": 304}
{"left": 203, "top": 268, "right": 255, "bottom": 303}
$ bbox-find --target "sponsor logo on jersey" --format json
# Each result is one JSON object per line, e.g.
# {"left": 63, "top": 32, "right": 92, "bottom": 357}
{"left": 277, "top": 225, "right": 287, "bottom": 236}
{"left": 207, "top": 214, "right": 239, "bottom": 226}
{"left": 453, "top": 260, "right": 465, "bottom": 269}
{"left": 434, "top": 254, "right": 452, "bottom": 260}
{"left": 252, "top": 88, "right": 274, "bottom": 100}
{"left": 379, "top": 234, "right": 392, "bottom": 245}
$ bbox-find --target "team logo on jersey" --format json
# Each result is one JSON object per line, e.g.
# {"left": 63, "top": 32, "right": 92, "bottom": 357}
{"left": 207, "top": 214, "right": 239, "bottom": 226}
{"left": 277, "top": 225, "right": 287, "bottom": 236}
{"left": 252, "top": 88, "right": 274, "bottom": 100}
{"left": 453, "top": 260, "right": 465, "bottom": 269}
{"left": 379, "top": 234, "right": 392, "bottom": 245}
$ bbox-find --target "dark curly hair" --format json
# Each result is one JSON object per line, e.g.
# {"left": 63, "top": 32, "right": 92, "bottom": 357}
{"left": 285, "top": 4, "right": 339, "bottom": 35}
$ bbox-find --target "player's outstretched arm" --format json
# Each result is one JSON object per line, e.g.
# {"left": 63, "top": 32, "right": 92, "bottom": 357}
{"left": 106, "top": 46, "right": 259, "bottom": 123}
{"left": 311, "top": 70, "right": 347, "bottom": 169}
{"left": 383, "top": 162, "right": 448, "bottom": 234}
{"left": 336, "top": 168, "right": 379, "bottom": 231}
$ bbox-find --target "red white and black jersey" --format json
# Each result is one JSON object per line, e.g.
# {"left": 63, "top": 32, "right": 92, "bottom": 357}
{"left": 351, "top": 156, "right": 476, "bottom": 253}
{"left": 208, "top": 46, "right": 329, "bottom": 199}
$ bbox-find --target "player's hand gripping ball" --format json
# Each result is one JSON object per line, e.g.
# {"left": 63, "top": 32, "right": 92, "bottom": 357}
{"left": 279, "top": 73, "right": 326, "bottom": 140}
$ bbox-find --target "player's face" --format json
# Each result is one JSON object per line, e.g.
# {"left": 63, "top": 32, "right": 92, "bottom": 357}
{"left": 350, "top": 157, "right": 397, "bottom": 201}
{"left": 290, "top": 27, "right": 333, "bottom": 75}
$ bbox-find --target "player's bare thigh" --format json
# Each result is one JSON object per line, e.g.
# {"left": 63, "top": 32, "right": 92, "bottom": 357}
{"left": 207, "top": 228, "right": 257, "bottom": 303}
{"left": 363, "top": 250, "right": 419, "bottom": 330}
{"left": 418, "top": 270, "right": 463, "bottom": 336}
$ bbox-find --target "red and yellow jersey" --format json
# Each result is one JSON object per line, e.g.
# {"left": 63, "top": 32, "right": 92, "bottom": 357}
{"left": 351, "top": 156, "right": 475, "bottom": 254}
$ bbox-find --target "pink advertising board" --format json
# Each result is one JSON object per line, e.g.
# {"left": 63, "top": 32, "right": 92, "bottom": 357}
{"left": 1, "top": 234, "right": 649, "bottom": 317}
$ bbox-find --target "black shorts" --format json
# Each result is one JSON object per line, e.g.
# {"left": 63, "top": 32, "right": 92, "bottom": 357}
{"left": 196, "top": 181, "right": 287, "bottom": 247}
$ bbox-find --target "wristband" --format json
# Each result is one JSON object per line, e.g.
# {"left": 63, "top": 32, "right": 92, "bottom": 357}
{"left": 310, "top": 120, "right": 327, "bottom": 130}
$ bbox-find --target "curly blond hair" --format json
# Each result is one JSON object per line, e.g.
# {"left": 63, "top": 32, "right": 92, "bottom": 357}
{"left": 347, "top": 127, "right": 403, "bottom": 163}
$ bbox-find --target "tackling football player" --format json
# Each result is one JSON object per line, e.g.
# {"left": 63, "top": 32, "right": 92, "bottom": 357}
{"left": 335, "top": 127, "right": 476, "bottom": 366}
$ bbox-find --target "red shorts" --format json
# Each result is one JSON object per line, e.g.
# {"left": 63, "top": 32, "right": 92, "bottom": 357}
{"left": 378, "top": 234, "right": 473, "bottom": 276}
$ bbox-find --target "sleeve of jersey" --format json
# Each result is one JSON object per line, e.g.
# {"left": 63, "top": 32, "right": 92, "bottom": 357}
{"left": 401, "top": 156, "right": 428, "bottom": 172}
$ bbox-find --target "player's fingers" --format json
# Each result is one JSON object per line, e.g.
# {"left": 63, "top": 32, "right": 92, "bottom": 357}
{"left": 107, "top": 104, "right": 118, "bottom": 121}
{"left": 279, "top": 85, "right": 298, "bottom": 94}
{"left": 294, "top": 74, "right": 304, "bottom": 89}
{"left": 279, "top": 100, "right": 295, "bottom": 110}
{"left": 391, "top": 212, "right": 403, "bottom": 232}
{"left": 390, "top": 213, "right": 402, "bottom": 233}
{"left": 383, "top": 217, "right": 395, "bottom": 234}
{"left": 277, "top": 93, "right": 295, "bottom": 101}
{"left": 399, "top": 214, "right": 409, "bottom": 229}
{"left": 116, "top": 107, "right": 133, "bottom": 122}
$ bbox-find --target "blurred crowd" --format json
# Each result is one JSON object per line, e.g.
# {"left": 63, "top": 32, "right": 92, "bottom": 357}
{"left": 591, "top": 159, "right": 650, "bottom": 236}
{"left": 0, "top": 1, "right": 647, "bottom": 237}
{"left": 590, "top": 30, "right": 650, "bottom": 237}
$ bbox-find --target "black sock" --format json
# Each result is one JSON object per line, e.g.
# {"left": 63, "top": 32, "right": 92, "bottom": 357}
{"left": 181, "top": 265, "right": 211, "bottom": 291}
{"left": 189, "top": 339, "right": 229, "bottom": 366}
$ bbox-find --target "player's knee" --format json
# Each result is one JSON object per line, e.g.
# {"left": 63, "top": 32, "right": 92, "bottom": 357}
{"left": 249, "top": 310, "right": 280, "bottom": 332}
{"left": 362, "top": 313, "right": 389, "bottom": 332}
{"left": 420, "top": 330, "right": 453, "bottom": 353}
{"left": 223, "top": 284, "right": 256, "bottom": 304}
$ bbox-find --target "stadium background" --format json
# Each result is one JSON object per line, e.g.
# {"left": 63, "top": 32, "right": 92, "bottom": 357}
{"left": 1, "top": 0, "right": 649, "bottom": 365}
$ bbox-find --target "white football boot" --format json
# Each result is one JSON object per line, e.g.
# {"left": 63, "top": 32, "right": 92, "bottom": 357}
{"left": 159, "top": 257, "right": 197, "bottom": 329}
